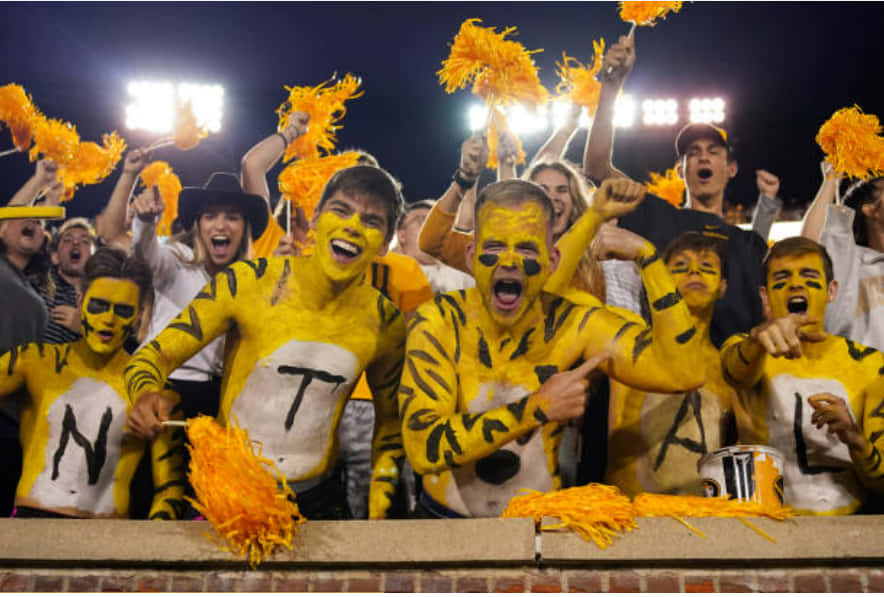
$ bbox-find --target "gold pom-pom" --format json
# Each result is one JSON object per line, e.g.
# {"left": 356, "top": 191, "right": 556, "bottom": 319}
{"left": 816, "top": 105, "right": 884, "bottom": 181}
{"left": 60, "top": 132, "right": 128, "bottom": 200}
{"left": 276, "top": 74, "right": 364, "bottom": 163}
{"left": 619, "top": 1, "right": 683, "bottom": 26}
{"left": 555, "top": 40, "right": 605, "bottom": 116}
{"left": 28, "top": 116, "right": 80, "bottom": 167}
{"left": 140, "top": 161, "right": 183, "bottom": 236}
{"left": 278, "top": 151, "right": 361, "bottom": 221}
{"left": 438, "top": 18, "right": 548, "bottom": 109}
{"left": 185, "top": 416, "right": 305, "bottom": 568}
{"left": 501, "top": 484, "right": 637, "bottom": 549}
{"left": 646, "top": 167, "right": 685, "bottom": 207}
{"left": 173, "top": 99, "right": 208, "bottom": 151}
{"left": 486, "top": 108, "right": 525, "bottom": 169}
{"left": 0, "top": 83, "right": 39, "bottom": 151}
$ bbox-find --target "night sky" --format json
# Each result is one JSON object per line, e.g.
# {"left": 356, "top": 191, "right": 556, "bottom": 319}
{"left": 1, "top": 2, "right": 883, "bottom": 219}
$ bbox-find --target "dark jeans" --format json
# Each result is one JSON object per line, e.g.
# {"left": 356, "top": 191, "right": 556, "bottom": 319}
{"left": 292, "top": 474, "right": 352, "bottom": 520}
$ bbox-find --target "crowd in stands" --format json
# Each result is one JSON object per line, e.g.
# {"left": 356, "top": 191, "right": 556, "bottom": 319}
{"left": 0, "top": 31, "right": 882, "bottom": 523}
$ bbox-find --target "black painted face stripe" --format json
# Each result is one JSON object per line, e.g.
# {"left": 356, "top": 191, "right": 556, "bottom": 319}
{"left": 771, "top": 281, "right": 787, "bottom": 290}
{"left": 523, "top": 259, "right": 541, "bottom": 276}
{"left": 478, "top": 253, "right": 498, "bottom": 267}
{"left": 806, "top": 280, "right": 822, "bottom": 289}
{"left": 86, "top": 298, "right": 110, "bottom": 314}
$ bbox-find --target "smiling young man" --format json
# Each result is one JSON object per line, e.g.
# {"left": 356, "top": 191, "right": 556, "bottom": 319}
{"left": 399, "top": 179, "right": 705, "bottom": 518}
{"left": 124, "top": 165, "right": 407, "bottom": 520}
{"left": 0, "top": 248, "right": 185, "bottom": 519}
{"left": 721, "top": 237, "right": 884, "bottom": 514}
{"left": 606, "top": 232, "right": 739, "bottom": 496}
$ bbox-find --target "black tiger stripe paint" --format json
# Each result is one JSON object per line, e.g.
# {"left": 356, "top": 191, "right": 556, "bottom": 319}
{"left": 675, "top": 327, "right": 697, "bottom": 344}
{"left": 638, "top": 252, "right": 659, "bottom": 269}
{"left": 223, "top": 267, "right": 237, "bottom": 297}
{"left": 846, "top": 339, "right": 877, "bottom": 362}
{"left": 507, "top": 396, "right": 530, "bottom": 421}
{"left": 168, "top": 306, "right": 203, "bottom": 342}
{"left": 478, "top": 332, "right": 492, "bottom": 368}
{"left": 482, "top": 418, "right": 509, "bottom": 442}
{"left": 613, "top": 321, "right": 637, "bottom": 342}
{"left": 652, "top": 291, "right": 682, "bottom": 311}
{"left": 577, "top": 307, "right": 601, "bottom": 333}
{"left": 632, "top": 328, "right": 652, "bottom": 363}
{"left": 424, "top": 368, "right": 452, "bottom": 394}
{"left": 440, "top": 294, "right": 467, "bottom": 325}
{"left": 6, "top": 345, "right": 17, "bottom": 375}
{"left": 406, "top": 357, "right": 439, "bottom": 401}
{"left": 194, "top": 278, "right": 217, "bottom": 301}
{"left": 243, "top": 258, "right": 268, "bottom": 279}
{"left": 510, "top": 327, "right": 535, "bottom": 360}
{"left": 408, "top": 349, "right": 439, "bottom": 366}
{"left": 408, "top": 409, "right": 439, "bottom": 431}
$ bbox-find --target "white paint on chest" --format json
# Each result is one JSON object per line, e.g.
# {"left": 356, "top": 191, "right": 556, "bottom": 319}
{"left": 446, "top": 382, "right": 552, "bottom": 517}
{"left": 230, "top": 340, "right": 359, "bottom": 480}
{"left": 766, "top": 374, "right": 862, "bottom": 512}
{"left": 30, "top": 378, "right": 127, "bottom": 515}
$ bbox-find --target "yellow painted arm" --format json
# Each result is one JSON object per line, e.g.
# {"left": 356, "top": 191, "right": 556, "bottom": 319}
{"left": 366, "top": 302, "right": 406, "bottom": 520}
{"left": 0, "top": 343, "right": 36, "bottom": 398}
{"left": 853, "top": 376, "right": 884, "bottom": 492}
{"left": 720, "top": 333, "right": 767, "bottom": 389}
{"left": 544, "top": 208, "right": 604, "bottom": 294}
{"left": 125, "top": 260, "right": 259, "bottom": 401}
{"left": 398, "top": 304, "right": 543, "bottom": 476}
{"left": 581, "top": 250, "right": 705, "bottom": 393}
{"left": 148, "top": 393, "right": 188, "bottom": 520}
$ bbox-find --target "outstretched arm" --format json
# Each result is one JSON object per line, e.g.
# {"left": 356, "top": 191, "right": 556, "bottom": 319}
{"left": 583, "top": 33, "right": 634, "bottom": 184}
{"left": 532, "top": 103, "right": 581, "bottom": 166}
{"left": 240, "top": 114, "right": 308, "bottom": 201}
{"left": 95, "top": 148, "right": 149, "bottom": 248}
{"left": 7, "top": 160, "right": 59, "bottom": 207}
{"left": 801, "top": 161, "right": 841, "bottom": 242}
{"left": 579, "top": 237, "right": 705, "bottom": 392}
{"left": 147, "top": 393, "right": 188, "bottom": 520}
{"left": 366, "top": 305, "right": 406, "bottom": 520}
{"left": 751, "top": 169, "right": 782, "bottom": 241}
{"left": 545, "top": 177, "right": 646, "bottom": 294}
{"left": 418, "top": 134, "right": 488, "bottom": 271}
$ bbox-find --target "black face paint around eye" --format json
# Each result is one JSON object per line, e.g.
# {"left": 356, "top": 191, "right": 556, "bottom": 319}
{"left": 523, "top": 259, "right": 541, "bottom": 276}
{"left": 86, "top": 298, "right": 110, "bottom": 314}
{"left": 478, "top": 254, "right": 498, "bottom": 267}
{"left": 669, "top": 267, "right": 689, "bottom": 274}
{"left": 772, "top": 282, "right": 787, "bottom": 290}
{"left": 114, "top": 305, "right": 135, "bottom": 319}
{"left": 806, "top": 280, "right": 823, "bottom": 290}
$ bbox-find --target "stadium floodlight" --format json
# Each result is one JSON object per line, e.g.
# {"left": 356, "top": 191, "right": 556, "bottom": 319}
{"left": 642, "top": 98, "right": 679, "bottom": 126}
{"left": 550, "top": 100, "right": 592, "bottom": 129}
{"left": 506, "top": 104, "right": 548, "bottom": 135}
{"left": 688, "top": 97, "right": 726, "bottom": 124}
{"left": 468, "top": 105, "right": 488, "bottom": 132}
{"left": 613, "top": 94, "right": 636, "bottom": 128}
{"left": 126, "top": 80, "right": 224, "bottom": 133}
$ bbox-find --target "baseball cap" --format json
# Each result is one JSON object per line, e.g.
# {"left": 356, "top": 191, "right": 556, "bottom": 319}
{"left": 675, "top": 123, "right": 730, "bottom": 158}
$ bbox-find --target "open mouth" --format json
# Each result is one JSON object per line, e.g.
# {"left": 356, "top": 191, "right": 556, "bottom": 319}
{"left": 97, "top": 330, "right": 114, "bottom": 342}
{"left": 787, "top": 296, "right": 808, "bottom": 314}
{"left": 210, "top": 236, "right": 232, "bottom": 250}
{"left": 697, "top": 168, "right": 713, "bottom": 180}
{"left": 70, "top": 248, "right": 82, "bottom": 262}
{"left": 330, "top": 239, "right": 362, "bottom": 261}
{"left": 20, "top": 224, "right": 36, "bottom": 239}
{"left": 493, "top": 278, "right": 523, "bottom": 311}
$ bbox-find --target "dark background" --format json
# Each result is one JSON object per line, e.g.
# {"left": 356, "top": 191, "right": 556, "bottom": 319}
{"left": 1, "top": 2, "right": 882, "bottom": 218}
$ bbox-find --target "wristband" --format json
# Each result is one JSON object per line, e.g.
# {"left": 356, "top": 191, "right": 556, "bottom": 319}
{"left": 276, "top": 132, "right": 289, "bottom": 147}
{"left": 453, "top": 168, "right": 477, "bottom": 190}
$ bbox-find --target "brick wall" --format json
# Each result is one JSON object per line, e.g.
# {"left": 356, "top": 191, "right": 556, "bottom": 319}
{"left": 0, "top": 516, "right": 882, "bottom": 592}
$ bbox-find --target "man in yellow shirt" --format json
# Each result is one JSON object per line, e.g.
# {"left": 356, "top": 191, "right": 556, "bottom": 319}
{"left": 721, "top": 237, "right": 884, "bottom": 514}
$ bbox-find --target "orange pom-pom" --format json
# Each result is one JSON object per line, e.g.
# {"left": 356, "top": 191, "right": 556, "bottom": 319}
{"left": 61, "top": 131, "right": 128, "bottom": 198}
{"left": 501, "top": 484, "right": 637, "bottom": 549}
{"left": 486, "top": 108, "right": 525, "bottom": 169}
{"left": 186, "top": 416, "right": 305, "bottom": 568}
{"left": 0, "top": 83, "right": 39, "bottom": 151}
{"left": 816, "top": 105, "right": 884, "bottom": 181}
{"left": 276, "top": 74, "right": 364, "bottom": 163}
{"left": 555, "top": 40, "right": 605, "bottom": 115}
{"left": 140, "top": 161, "right": 183, "bottom": 236}
{"left": 646, "top": 167, "right": 685, "bottom": 207}
{"left": 173, "top": 99, "right": 208, "bottom": 151}
{"left": 619, "top": 1, "right": 683, "bottom": 26}
{"left": 278, "top": 151, "right": 361, "bottom": 221}
{"left": 438, "top": 18, "right": 548, "bottom": 110}
{"left": 28, "top": 115, "right": 80, "bottom": 167}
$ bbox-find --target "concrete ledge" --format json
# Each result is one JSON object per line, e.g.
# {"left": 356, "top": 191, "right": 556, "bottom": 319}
{"left": 0, "top": 518, "right": 536, "bottom": 567}
{"left": 540, "top": 515, "right": 884, "bottom": 565}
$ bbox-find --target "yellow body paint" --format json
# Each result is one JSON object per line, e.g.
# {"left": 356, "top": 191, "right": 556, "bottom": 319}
{"left": 315, "top": 211, "right": 387, "bottom": 283}
{"left": 125, "top": 254, "right": 405, "bottom": 519}
{"left": 607, "top": 248, "right": 736, "bottom": 497}
{"left": 400, "top": 201, "right": 704, "bottom": 517}
{"left": 80, "top": 278, "right": 140, "bottom": 356}
{"left": 0, "top": 277, "right": 185, "bottom": 519}
{"left": 722, "top": 253, "right": 884, "bottom": 514}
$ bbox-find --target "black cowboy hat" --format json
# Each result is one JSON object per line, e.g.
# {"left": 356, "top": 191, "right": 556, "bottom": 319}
{"left": 177, "top": 172, "right": 269, "bottom": 240}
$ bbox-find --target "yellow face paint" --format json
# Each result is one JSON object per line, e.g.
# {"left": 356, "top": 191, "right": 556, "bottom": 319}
{"left": 81, "top": 277, "right": 140, "bottom": 356}
{"left": 473, "top": 200, "right": 552, "bottom": 327}
{"left": 666, "top": 249, "right": 723, "bottom": 311}
{"left": 314, "top": 210, "right": 386, "bottom": 283}
{"left": 765, "top": 253, "right": 829, "bottom": 321}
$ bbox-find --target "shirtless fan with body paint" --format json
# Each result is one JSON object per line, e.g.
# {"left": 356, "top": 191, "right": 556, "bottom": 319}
{"left": 124, "top": 166, "right": 407, "bottom": 520}
{"left": 400, "top": 179, "right": 706, "bottom": 518}
{"left": 0, "top": 248, "right": 186, "bottom": 519}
